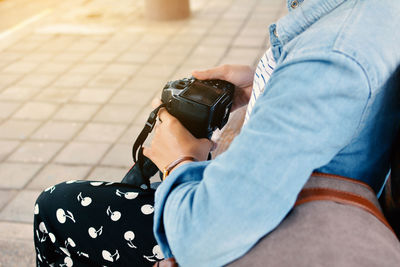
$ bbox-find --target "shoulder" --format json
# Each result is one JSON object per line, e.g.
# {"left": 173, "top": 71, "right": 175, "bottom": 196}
{"left": 283, "top": 0, "right": 400, "bottom": 89}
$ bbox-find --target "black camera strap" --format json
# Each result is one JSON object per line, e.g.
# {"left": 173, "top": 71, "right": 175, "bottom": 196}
{"left": 121, "top": 103, "right": 166, "bottom": 188}
{"left": 132, "top": 103, "right": 166, "bottom": 167}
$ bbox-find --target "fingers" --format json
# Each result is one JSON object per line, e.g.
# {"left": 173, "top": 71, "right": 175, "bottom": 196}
{"left": 192, "top": 65, "right": 229, "bottom": 80}
{"left": 157, "top": 107, "right": 173, "bottom": 124}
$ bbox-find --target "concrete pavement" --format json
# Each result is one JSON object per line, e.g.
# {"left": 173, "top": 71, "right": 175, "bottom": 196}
{"left": 0, "top": 0, "right": 286, "bottom": 265}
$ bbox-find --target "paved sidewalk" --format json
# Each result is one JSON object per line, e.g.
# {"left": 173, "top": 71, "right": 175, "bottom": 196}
{"left": 0, "top": 0, "right": 286, "bottom": 265}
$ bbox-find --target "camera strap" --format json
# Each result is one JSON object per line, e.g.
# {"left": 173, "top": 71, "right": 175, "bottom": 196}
{"left": 132, "top": 103, "right": 166, "bottom": 167}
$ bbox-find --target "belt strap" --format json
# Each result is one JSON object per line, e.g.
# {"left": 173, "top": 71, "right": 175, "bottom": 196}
{"left": 295, "top": 187, "right": 395, "bottom": 235}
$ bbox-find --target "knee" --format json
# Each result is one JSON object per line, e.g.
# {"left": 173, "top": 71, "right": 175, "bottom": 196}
{"left": 34, "top": 181, "right": 72, "bottom": 219}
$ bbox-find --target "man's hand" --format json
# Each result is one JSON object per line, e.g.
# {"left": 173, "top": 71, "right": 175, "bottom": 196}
{"left": 192, "top": 64, "right": 254, "bottom": 112}
{"left": 143, "top": 99, "right": 214, "bottom": 175}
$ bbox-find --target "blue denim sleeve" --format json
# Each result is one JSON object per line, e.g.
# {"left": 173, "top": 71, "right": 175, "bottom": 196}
{"left": 153, "top": 51, "right": 370, "bottom": 267}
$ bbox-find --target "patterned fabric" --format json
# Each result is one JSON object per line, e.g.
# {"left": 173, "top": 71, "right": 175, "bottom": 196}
{"left": 244, "top": 48, "right": 276, "bottom": 123}
{"left": 34, "top": 181, "right": 162, "bottom": 266}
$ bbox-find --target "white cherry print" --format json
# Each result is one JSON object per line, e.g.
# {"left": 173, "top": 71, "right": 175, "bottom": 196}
{"left": 56, "top": 208, "right": 76, "bottom": 224}
{"left": 153, "top": 245, "right": 164, "bottom": 259}
{"left": 36, "top": 248, "right": 43, "bottom": 263}
{"left": 90, "top": 181, "right": 103, "bottom": 186}
{"left": 106, "top": 206, "right": 121, "bottom": 221}
{"left": 34, "top": 204, "right": 39, "bottom": 215}
{"left": 124, "top": 231, "right": 137, "bottom": 249}
{"left": 77, "top": 251, "right": 89, "bottom": 258}
{"left": 143, "top": 245, "right": 164, "bottom": 262}
{"left": 88, "top": 226, "right": 103, "bottom": 238}
{"left": 141, "top": 204, "right": 154, "bottom": 215}
{"left": 59, "top": 256, "right": 73, "bottom": 267}
{"left": 39, "top": 222, "right": 48, "bottom": 233}
{"left": 60, "top": 247, "right": 71, "bottom": 257}
{"left": 44, "top": 185, "right": 56, "bottom": 193}
{"left": 115, "top": 189, "right": 139, "bottom": 200}
{"left": 36, "top": 229, "right": 46, "bottom": 243}
{"left": 77, "top": 192, "right": 92, "bottom": 206}
{"left": 105, "top": 182, "right": 114, "bottom": 186}
{"left": 66, "top": 180, "right": 77, "bottom": 184}
{"left": 66, "top": 237, "right": 76, "bottom": 248}
{"left": 49, "top": 232, "right": 56, "bottom": 243}
{"left": 102, "top": 249, "right": 120, "bottom": 262}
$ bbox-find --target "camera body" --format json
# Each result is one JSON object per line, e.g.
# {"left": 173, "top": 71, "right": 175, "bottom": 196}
{"left": 161, "top": 77, "right": 235, "bottom": 139}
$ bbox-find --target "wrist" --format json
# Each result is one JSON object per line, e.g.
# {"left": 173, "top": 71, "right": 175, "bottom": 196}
{"left": 162, "top": 156, "right": 197, "bottom": 180}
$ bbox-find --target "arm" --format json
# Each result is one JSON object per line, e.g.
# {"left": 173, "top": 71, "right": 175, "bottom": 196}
{"left": 153, "top": 52, "right": 370, "bottom": 266}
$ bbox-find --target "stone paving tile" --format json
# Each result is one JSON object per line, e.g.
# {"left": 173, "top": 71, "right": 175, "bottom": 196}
{"left": 92, "top": 104, "right": 140, "bottom": 123}
{"left": 0, "top": 190, "right": 41, "bottom": 223}
{"left": 75, "top": 123, "right": 126, "bottom": 143}
{"left": 16, "top": 73, "right": 57, "bottom": 88}
{"left": 31, "top": 121, "right": 83, "bottom": 141}
{"left": 0, "top": 189, "right": 17, "bottom": 211}
{"left": 0, "top": 163, "right": 42, "bottom": 189}
{"left": 135, "top": 64, "right": 177, "bottom": 80}
{"left": 0, "top": 52, "right": 23, "bottom": 63}
{"left": 123, "top": 76, "right": 166, "bottom": 92}
{"left": 86, "top": 166, "right": 127, "bottom": 183}
{"left": 0, "top": 221, "right": 33, "bottom": 241}
{"left": 0, "top": 86, "right": 40, "bottom": 101}
{"left": 34, "top": 88, "right": 78, "bottom": 104}
{"left": 101, "top": 63, "right": 140, "bottom": 76}
{"left": 83, "top": 51, "right": 118, "bottom": 63}
{"left": 118, "top": 124, "right": 143, "bottom": 144}
{"left": 71, "top": 88, "right": 114, "bottom": 104}
{"left": 52, "top": 73, "right": 92, "bottom": 88}
{"left": 147, "top": 52, "right": 187, "bottom": 65}
{"left": 52, "top": 103, "right": 100, "bottom": 121}
{"left": 116, "top": 50, "right": 153, "bottom": 64}
{"left": 54, "top": 142, "right": 111, "bottom": 165}
{"left": 27, "top": 164, "right": 91, "bottom": 190}
{"left": 0, "top": 102, "right": 21, "bottom": 119}
{"left": 12, "top": 102, "right": 58, "bottom": 120}
{"left": 5, "top": 41, "right": 41, "bottom": 53}
{"left": 22, "top": 52, "right": 55, "bottom": 63}
{"left": 110, "top": 89, "right": 157, "bottom": 105}
{"left": 0, "top": 120, "right": 41, "bottom": 140}
{"left": 232, "top": 34, "right": 267, "bottom": 48}
{"left": 220, "top": 47, "right": 264, "bottom": 66}
{"left": 68, "top": 63, "right": 105, "bottom": 75}
{"left": 51, "top": 52, "right": 87, "bottom": 63}
{"left": 200, "top": 35, "right": 235, "bottom": 47}
{"left": 2, "top": 61, "right": 40, "bottom": 74}
{"left": 100, "top": 143, "right": 133, "bottom": 168}
{"left": 86, "top": 73, "right": 128, "bottom": 90}
{"left": 34, "top": 62, "right": 72, "bottom": 75}
{"left": 0, "top": 140, "right": 20, "bottom": 161}
{"left": 0, "top": 221, "right": 35, "bottom": 266}
{"left": 66, "top": 40, "right": 101, "bottom": 53}
{"left": 0, "top": 74, "right": 22, "bottom": 91}
{"left": 7, "top": 141, "right": 64, "bottom": 163}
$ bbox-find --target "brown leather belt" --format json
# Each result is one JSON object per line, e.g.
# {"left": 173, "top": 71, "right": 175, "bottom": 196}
{"left": 296, "top": 173, "right": 395, "bottom": 234}
{"left": 154, "top": 173, "right": 395, "bottom": 267}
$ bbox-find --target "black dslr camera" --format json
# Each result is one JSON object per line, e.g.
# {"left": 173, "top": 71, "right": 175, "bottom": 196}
{"left": 161, "top": 77, "right": 235, "bottom": 139}
{"left": 122, "top": 77, "right": 235, "bottom": 188}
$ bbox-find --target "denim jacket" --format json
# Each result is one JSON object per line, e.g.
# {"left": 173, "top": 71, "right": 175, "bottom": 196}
{"left": 154, "top": 0, "right": 400, "bottom": 266}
